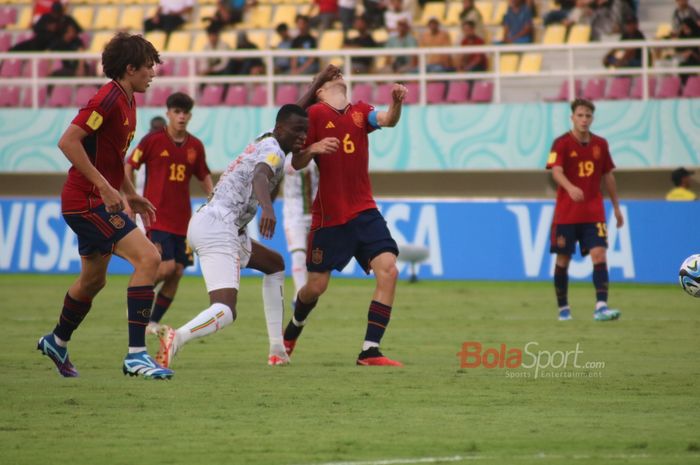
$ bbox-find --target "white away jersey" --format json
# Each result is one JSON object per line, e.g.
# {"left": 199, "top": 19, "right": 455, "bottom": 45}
{"left": 207, "top": 133, "right": 286, "bottom": 228}
{"left": 283, "top": 157, "right": 319, "bottom": 219}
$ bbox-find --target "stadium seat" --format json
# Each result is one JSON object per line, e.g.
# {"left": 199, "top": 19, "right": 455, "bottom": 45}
{"left": 75, "top": 86, "right": 99, "bottom": 107}
{"left": 0, "top": 59, "right": 23, "bottom": 78}
{"left": 657, "top": 75, "right": 681, "bottom": 99}
{"left": 243, "top": 5, "right": 272, "bottom": 29}
{"left": 545, "top": 79, "right": 582, "bottom": 101}
{"left": 188, "top": 5, "right": 217, "bottom": 30}
{"left": 118, "top": 6, "right": 145, "bottom": 31}
{"left": 351, "top": 83, "right": 373, "bottom": 103}
{"left": 499, "top": 54, "right": 519, "bottom": 74}
{"left": 192, "top": 31, "right": 208, "bottom": 52}
{"left": 567, "top": 24, "right": 591, "bottom": 44}
{"left": 403, "top": 82, "right": 419, "bottom": 104}
{"left": 200, "top": 85, "right": 225, "bottom": 106}
{"left": 542, "top": 25, "right": 566, "bottom": 45}
{"left": 275, "top": 84, "right": 299, "bottom": 105}
{"left": 374, "top": 83, "right": 394, "bottom": 105}
{"left": 146, "top": 86, "right": 173, "bottom": 107}
{"left": 319, "top": 30, "right": 343, "bottom": 50}
{"left": 89, "top": 32, "right": 113, "bottom": 53}
{"left": 444, "top": 1, "right": 462, "bottom": 26}
{"left": 93, "top": 6, "right": 119, "bottom": 30}
{"left": 0, "top": 32, "right": 11, "bottom": 52}
{"left": 224, "top": 85, "right": 248, "bottom": 106}
{"left": 605, "top": 77, "right": 631, "bottom": 100}
{"left": 175, "top": 59, "right": 193, "bottom": 76}
{"left": 426, "top": 81, "right": 446, "bottom": 104}
{"left": 271, "top": 4, "right": 298, "bottom": 28}
{"left": 6, "top": 6, "right": 31, "bottom": 30}
{"left": 250, "top": 84, "right": 268, "bottom": 106}
{"left": 158, "top": 59, "right": 175, "bottom": 76}
{"left": 133, "top": 92, "right": 146, "bottom": 107}
{"left": 419, "top": 2, "right": 446, "bottom": 25}
{"left": 71, "top": 6, "right": 94, "bottom": 30}
{"left": 0, "top": 86, "right": 21, "bottom": 107}
{"left": 490, "top": 1, "right": 507, "bottom": 26}
{"left": 166, "top": 31, "right": 191, "bottom": 52}
{"left": 47, "top": 86, "right": 73, "bottom": 108}
{"left": 470, "top": 81, "right": 494, "bottom": 103}
{"left": 475, "top": 1, "right": 494, "bottom": 26}
{"left": 445, "top": 81, "right": 470, "bottom": 103}
{"left": 630, "top": 76, "right": 656, "bottom": 99}
{"left": 144, "top": 31, "right": 167, "bottom": 53}
{"left": 246, "top": 31, "right": 268, "bottom": 50}
{"left": 582, "top": 78, "right": 606, "bottom": 100}
{"left": 0, "top": 7, "right": 17, "bottom": 29}
{"left": 682, "top": 76, "right": 700, "bottom": 98}
{"left": 37, "top": 59, "right": 53, "bottom": 77}
{"left": 21, "top": 87, "right": 47, "bottom": 108}
{"left": 518, "top": 53, "right": 542, "bottom": 73}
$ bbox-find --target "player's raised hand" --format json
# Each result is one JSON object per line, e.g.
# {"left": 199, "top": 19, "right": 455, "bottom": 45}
{"left": 258, "top": 206, "right": 276, "bottom": 239}
{"left": 126, "top": 193, "right": 157, "bottom": 228}
{"left": 99, "top": 184, "right": 125, "bottom": 213}
{"left": 310, "top": 137, "right": 340, "bottom": 156}
{"left": 391, "top": 84, "right": 408, "bottom": 103}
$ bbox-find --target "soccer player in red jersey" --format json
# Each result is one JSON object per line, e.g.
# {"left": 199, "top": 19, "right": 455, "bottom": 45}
{"left": 125, "top": 92, "right": 213, "bottom": 335}
{"left": 36, "top": 32, "right": 173, "bottom": 379}
{"left": 282, "top": 65, "right": 407, "bottom": 366}
{"left": 546, "top": 98, "right": 624, "bottom": 322}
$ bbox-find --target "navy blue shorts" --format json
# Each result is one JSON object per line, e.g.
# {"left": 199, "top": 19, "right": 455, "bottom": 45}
{"left": 550, "top": 222, "right": 608, "bottom": 257}
{"left": 148, "top": 229, "right": 190, "bottom": 267}
{"left": 63, "top": 204, "right": 137, "bottom": 257}
{"left": 307, "top": 209, "right": 399, "bottom": 274}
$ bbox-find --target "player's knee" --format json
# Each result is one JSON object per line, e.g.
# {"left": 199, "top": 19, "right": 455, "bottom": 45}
{"left": 305, "top": 278, "right": 328, "bottom": 298}
{"left": 138, "top": 247, "right": 161, "bottom": 275}
{"left": 82, "top": 276, "right": 106, "bottom": 295}
{"left": 377, "top": 263, "right": 399, "bottom": 284}
{"left": 173, "top": 264, "right": 185, "bottom": 279}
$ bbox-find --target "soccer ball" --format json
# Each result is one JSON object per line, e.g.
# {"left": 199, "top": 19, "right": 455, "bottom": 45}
{"left": 679, "top": 254, "right": 700, "bottom": 297}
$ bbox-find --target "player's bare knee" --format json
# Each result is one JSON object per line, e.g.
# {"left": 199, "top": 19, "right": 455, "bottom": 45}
{"left": 80, "top": 275, "right": 106, "bottom": 295}
{"left": 376, "top": 263, "right": 399, "bottom": 284}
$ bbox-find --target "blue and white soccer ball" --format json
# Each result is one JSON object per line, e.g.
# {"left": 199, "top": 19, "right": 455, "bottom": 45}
{"left": 679, "top": 254, "right": 700, "bottom": 297}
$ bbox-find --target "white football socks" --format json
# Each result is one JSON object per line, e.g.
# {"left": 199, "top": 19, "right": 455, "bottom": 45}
{"left": 263, "top": 271, "right": 285, "bottom": 348}
{"left": 177, "top": 302, "right": 234, "bottom": 345}
{"left": 290, "top": 250, "right": 307, "bottom": 297}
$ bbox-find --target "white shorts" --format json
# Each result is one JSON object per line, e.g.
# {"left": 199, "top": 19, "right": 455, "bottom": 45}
{"left": 187, "top": 206, "right": 252, "bottom": 293}
{"left": 283, "top": 214, "right": 312, "bottom": 253}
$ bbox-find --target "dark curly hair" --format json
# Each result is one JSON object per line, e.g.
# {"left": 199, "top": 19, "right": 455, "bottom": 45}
{"left": 102, "top": 32, "right": 161, "bottom": 80}
{"left": 571, "top": 98, "right": 595, "bottom": 113}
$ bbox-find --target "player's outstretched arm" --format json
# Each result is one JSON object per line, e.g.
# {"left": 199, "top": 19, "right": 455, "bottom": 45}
{"left": 376, "top": 83, "right": 407, "bottom": 128}
{"left": 253, "top": 163, "right": 277, "bottom": 239}
{"left": 296, "top": 64, "right": 342, "bottom": 110}
{"left": 291, "top": 137, "right": 340, "bottom": 170}
{"left": 58, "top": 124, "right": 123, "bottom": 213}
{"left": 603, "top": 171, "right": 624, "bottom": 227}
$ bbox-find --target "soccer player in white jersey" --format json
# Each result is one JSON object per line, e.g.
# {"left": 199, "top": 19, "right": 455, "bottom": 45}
{"left": 283, "top": 157, "right": 319, "bottom": 297}
{"left": 156, "top": 104, "right": 331, "bottom": 366}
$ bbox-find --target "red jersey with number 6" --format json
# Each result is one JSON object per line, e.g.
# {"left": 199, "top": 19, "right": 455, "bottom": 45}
{"left": 304, "top": 100, "right": 378, "bottom": 229}
{"left": 127, "top": 129, "right": 210, "bottom": 235}
{"left": 62, "top": 81, "right": 136, "bottom": 214}
{"left": 546, "top": 131, "right": 615, "bottom": 224}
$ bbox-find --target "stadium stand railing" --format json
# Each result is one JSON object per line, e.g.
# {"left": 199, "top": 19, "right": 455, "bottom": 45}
{"left": 1, "top": 39, "right": 699, "bottom": 108}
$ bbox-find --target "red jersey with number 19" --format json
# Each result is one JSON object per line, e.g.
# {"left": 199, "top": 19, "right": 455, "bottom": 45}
{"left": 61, "top": 81, "right": 136, "bottom": 214}
{"left": 305, "top": 101, "right": 377, "bottom": 229}
{"left": 127, "top": 129, "right": 210, "bottom": 235}
{"left": 546, "top": 131, "right": 615, "bottom": 224}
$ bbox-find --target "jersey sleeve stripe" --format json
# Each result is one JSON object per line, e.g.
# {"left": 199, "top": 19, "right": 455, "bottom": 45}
{"left": 100, "top": 86, "right": 121, "bottom": 112}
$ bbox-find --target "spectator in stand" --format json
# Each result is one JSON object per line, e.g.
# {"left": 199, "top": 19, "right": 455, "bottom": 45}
{"left": 338, "top": 0, "right": 358, "bottom": 33}
{"left": 197, "top": 22, "right": 233, "bottom": 76}
{"left": 274, "top": 23, "right": 294, "bottom": 74}
{"left": 343, "top": 15, "right": 378, "bottom": 73}
{"left": 290, "top": 15, "right": 320, "bottom": 75}
{"left": 419, "top": 17, "right": 455, "bottom": 72}
{"left": 677, "top": 18, "right": 700, "bottom": 84}
{"left": 384, "top": 0, "right": 412, "bottom": 36}
{"left": 383, "top": 19, "right": 418, "bottom": 73}
{"left": 666, "top": 167, "right": 697, "bottom": 201}
{"left": 31, "top": 0, "right": 66, "bottom": 24}
{"left": 459, "top": 20, "right": 488, "bottom": 72}
{"left": 602, "top": 15, "right": 645, "bottom": 68}
{"left": 48, "top": 22, "right": 88, "bottom": 77}
{"left": 459, "top": 0, "right": 486, "bottom": 39}
{"left": 11, "top": 2, "right": 81, "bottom": 51}
{"left": 590, "top": 0, "right": 633, "bottom": 41}
{"left": 502, "top": 0, "right": 534, "bottom": 44}
{"left": 672, "top": 0, "right": 700, "bottom": 37}
{"left": 208, "top": 0, "right": 247, "bottom": 29}
{"left": 230, "top": 31, "right": 265, "bottom": 75}
{"left": 562, "top": 0, "right": 594, "bottom": 28}
{"left": 144, "top": 0, "right": 195, "bottom": 35}
{"left": 544, "top": 0, "right": 575, "bottom": 25}
{"left": 363, "top": 0, "right": 386, "bottom": 29}
{"left": 310, "top": 0, "right": 339, "bottom": 35}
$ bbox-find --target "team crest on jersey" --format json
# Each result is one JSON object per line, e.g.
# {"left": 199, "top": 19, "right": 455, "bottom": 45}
{"left": 351, "top": 111, "right": 364, "bottom": 128}
{"left": 592, "top": 145, "right": 601, "bottom": 159}
{"left": 557, "top": 235, "right": 566, "bottom": 248}
{"left": 160, "top": 149, "right": 169, "bottom": 157}
{"left": 109, "top": 215, "right": 125, "bottom": 230}
{"left": 187, "top": 147, "right": 197, "bottom": 165}
{"left": 325, "top": 121, "right": 335, "bottom": 129}
{"left": 569, "top": 151, "right": 578, "bottom": 158}
{"left": 311, "top": 248, "right": 323, "bottom": 265}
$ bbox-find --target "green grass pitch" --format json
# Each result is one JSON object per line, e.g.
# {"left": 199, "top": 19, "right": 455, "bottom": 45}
{"left": 1, "top": 274, "right": 699, "bottom": 465}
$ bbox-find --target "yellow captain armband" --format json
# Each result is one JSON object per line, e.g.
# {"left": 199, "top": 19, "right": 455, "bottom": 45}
{"left": 86, "top": 111, "right": 104, "bottom": 130}
{"left": 547, "top": 151, "right": 557, "bottom": 164}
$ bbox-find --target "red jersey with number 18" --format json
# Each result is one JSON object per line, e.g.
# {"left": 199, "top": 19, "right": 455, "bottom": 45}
{"left": 546, "top": 131, "right": 615, "bottom": 224}
{"left": 127, "top": 129, "right": 210, "bottom": 235}
{"left": 61, "top": 81, "right": 136, "bottom": 214}
{"left": 305, "top": 100, "right": 377, "bottom": 229}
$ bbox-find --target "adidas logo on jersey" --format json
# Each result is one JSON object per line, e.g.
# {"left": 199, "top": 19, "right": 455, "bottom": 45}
{"left": 123, "top": 118, "right": 129, "bottom": 126}
{"left": 160, "top": 150, "right": 169, "bottom": 157}
{"left": 325, "top": 121, "right": 335, "bottom": 129}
